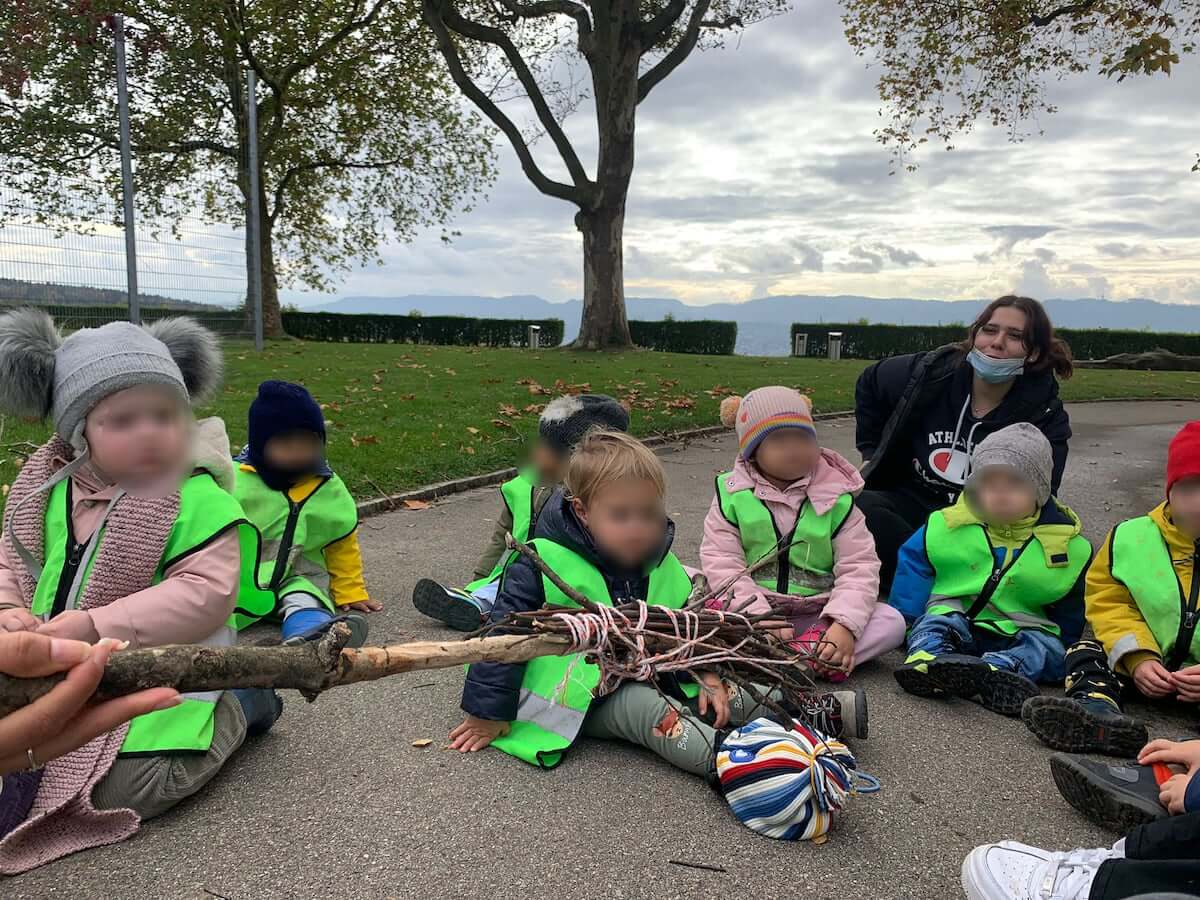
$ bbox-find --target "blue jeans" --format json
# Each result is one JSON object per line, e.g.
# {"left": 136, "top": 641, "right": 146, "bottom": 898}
{"left": 906, "top": 612, "right": 1066, "bottom": 683}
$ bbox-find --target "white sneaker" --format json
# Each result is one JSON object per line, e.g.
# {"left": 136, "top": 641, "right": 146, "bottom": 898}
{"left": 962, "top": 841, "right": 1116, "bottom": 900}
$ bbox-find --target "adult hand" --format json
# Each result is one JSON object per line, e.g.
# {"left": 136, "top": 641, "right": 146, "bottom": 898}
{"left": 0, "top": 608, "right": 39, "bottom": 634}
{"left": 1160, "top": 772, "right": 1193, "bottom": 815}
{"left": 1133, "top": 658, "right": 1175, "bottom": 699}
{"left": 1172, "top": 664, "right": 1200, "bottom": 703}
{"left": 36, "top": 610, "right": 100, "bottom": 643}
{"left": 696, "top": 671, "right": 732, "bottom": 728}
{"left": 0, "top": 633, "right": 180, "bottom": 776}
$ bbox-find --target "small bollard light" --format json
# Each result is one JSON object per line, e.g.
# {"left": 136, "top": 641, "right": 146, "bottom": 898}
{"left": 828, "top": 331, "right": 843, "bottom": 362}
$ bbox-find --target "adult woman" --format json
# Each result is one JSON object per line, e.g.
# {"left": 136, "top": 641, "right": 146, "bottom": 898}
{"left": 855, "top": 295, "right": 1074, "bottom": 588}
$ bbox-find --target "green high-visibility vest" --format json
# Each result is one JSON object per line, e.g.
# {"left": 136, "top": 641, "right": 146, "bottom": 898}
{"left": 465, "top": 470, "right": 538, "bottom": 593}
{"left": 489, "top": 539, "right": 693, "bottom": 769}
{"left": 714, "top": 471, "right": 852, "bottom": 597}
{"left": 233, "top": 467, "right": 359, "bottom": 621}
{"left": 32, "top": 472, "right": 273, "bottom": 755}
{"left": 925, "top": 509, "right": 1091, "bottom": 637}
{"left": 1110, "top": 516, "right": 1200, "bottom": 669}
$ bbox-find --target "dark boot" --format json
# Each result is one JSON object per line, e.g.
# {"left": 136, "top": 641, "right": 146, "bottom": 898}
{"left": 1023, "top": 639, "right": 1148, "bottom": 755}
{"left": 925, "top": 654, "right": 1039, "bottom": 716}
{"left": 894, "top": 650, "right": 946, "bottom": 698}
{"left": 1049, "top": 752, "right": 1170, "bottom": 832}
{"left": 412, "top": 578, "right": 486, "bottom": 632}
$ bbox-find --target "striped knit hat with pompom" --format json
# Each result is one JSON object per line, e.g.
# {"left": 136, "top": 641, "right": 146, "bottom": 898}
{"left": 715, "top": 717, "right": 876, "bottom": 841}
{"left": 719, "top": 386, "right": 815, "bottom": 459}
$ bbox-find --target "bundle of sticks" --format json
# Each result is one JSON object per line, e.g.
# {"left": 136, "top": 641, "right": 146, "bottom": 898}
{"left": 0, "top": 534, "right": 827, "bottom": 719}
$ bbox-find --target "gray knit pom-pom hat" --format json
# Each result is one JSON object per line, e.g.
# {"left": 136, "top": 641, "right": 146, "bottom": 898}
{"left": 0, "top": 309, "right": 222, "bottom": 447}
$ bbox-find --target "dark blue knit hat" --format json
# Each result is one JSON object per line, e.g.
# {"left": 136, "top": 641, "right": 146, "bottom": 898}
{"left": 244, "top": 381, "right": 327, "bottom": 489}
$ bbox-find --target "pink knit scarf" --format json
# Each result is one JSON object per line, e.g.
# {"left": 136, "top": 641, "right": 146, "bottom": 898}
{"left": 0, "top": 436, "right": 181, "bottom": 875}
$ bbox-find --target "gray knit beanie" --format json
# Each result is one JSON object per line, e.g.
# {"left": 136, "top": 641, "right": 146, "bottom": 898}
{"left": 0, "top": 308, "right": 222, "bottom": 446}
{"left": 966, "top": 422, "right": 1053, "bottom": 508}
{"left": 538, "top": 393, "right": 630, "bottom": 455}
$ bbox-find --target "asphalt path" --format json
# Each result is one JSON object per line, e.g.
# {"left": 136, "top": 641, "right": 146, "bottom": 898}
{"left": 10, "top": 400, "right": 1200, "bottom": 900}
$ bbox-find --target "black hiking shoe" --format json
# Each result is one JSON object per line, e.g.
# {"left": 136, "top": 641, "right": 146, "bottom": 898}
{"left": 1022, "top": 695, "right": 1149, "bottom": 757}
{"left": 894, "top": 650, "right": 946, "bottom": 698}
{"left": 282, "top": 612, "right": 370, "bottom": 649}
{"left": 412, "top": 578, "right": 485, "bottom": 632}
{"left": 1049, "top": 753, "right": 1169, "bottom": 832}
{"left": 926, "top": 654, "right": 1039, "bottom": 717}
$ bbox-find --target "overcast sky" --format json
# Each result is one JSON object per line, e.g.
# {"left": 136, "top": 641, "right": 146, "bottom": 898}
{"left": 285, "top": 0, "right": 1200, "bottom": 308}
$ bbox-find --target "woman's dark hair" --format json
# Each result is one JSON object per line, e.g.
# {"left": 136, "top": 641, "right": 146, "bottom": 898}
{"left": 962, "top": 295, "right": 1073, "bottom": 379}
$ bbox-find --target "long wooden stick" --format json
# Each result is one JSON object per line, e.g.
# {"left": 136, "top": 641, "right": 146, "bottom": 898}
{"left": 0, "top": 626, "right": 571, "bottom": 718}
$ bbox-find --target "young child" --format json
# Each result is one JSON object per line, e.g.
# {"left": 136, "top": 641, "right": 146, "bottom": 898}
{"left": 449, "top": 430, "right": 865, "bottom": 775}
{"left": 961, "top": 740, "right": 1200, "bottom": 900}
{"left": 890, "top": 423, "right": 1091, "bottom": 716}
{"left": 700, "top": 387, "right": 904, "bottom": 680}
{"left": 412, "top": 393, "right": 629, "bottom": 631}
{"left": 1024, "top": 421, "right": 1200, "bottom": 756}
{"left": 233, "top": 380, "right": 379, "bottom": 646}
{"left": 0, "top": 310, "right": 279, "bottom": 873}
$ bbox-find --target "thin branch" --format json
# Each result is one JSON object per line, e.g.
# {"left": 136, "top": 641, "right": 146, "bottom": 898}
{"left": 637, "top": 0, "right": 715, "bottom": 103}
{"left": 1029, "top": 0, "right": 1100, "bottom": 26}
{"left": 641, "top": 0, "right": 689, "bottom": 46}
{"left": 496, "top": 0, "right": 592, "bottom": 37}
{"left": 422, "top": 0, "right": 586, "bottom": 204}
{"left": 435, "top": 0, "right": 592, "bottom": 190}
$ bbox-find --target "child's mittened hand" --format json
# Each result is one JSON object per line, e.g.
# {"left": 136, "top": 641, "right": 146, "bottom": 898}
{"left": 1172, "top": 664, "right": 1200, "bottom": 703}
{"left": 36, "top": 611, "right": 99, "bottom": 643}
{"left": 0, "top": 608, "right": 40, "bottom": 633}
{"left": 449, "top": 715, "right": 509, "bottom": 752}
{"left": 1160, "top": 772, "right": 1193, "bottom": 814}
{"left": 816, "top": 622, "right": 857, "bottom": 673}
{"left": 696, "top": 671, "right": 731, "bottom": 728}
{"left": 1133, "top": 658, "right": 1176, "bottom": 698}
{"left": 344, "top": 599, "right": 383, "bottom": 613}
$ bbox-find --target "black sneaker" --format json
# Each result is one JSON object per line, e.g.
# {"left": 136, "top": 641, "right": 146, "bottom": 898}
{"left": 927, "top": 654, "right": 1039, "bottom": 717}
{"left": 1049, "top": 753, "right": 1169, "bottom": 832}
{"left": 894, "top": 650, "right": 946, "bottom": 698}
{"left": 282, "top": 612, "right": 370, "bottom": 649}
{"left": 1022, "top": 695, "right": 1149, "bottom": 757}
{"left": 412, "top": 578, "right": 486, "bottom": 632}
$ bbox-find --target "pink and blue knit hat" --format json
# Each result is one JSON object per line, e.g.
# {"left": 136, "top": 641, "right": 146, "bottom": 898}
{"left": 715, "top": 717, "right": 878, "bottom": 841}
{"left": 719, "top": 386, "right": 816, "bottom": 459}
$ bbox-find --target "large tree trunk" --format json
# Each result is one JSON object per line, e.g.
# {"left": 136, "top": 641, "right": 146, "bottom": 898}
{"left": 574, "top": 202, "right": 631, "bottom": 349}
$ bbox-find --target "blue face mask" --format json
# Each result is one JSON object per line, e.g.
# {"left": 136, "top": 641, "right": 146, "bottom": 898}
{"left": 968, "top": 348, "right": 1025, "bottom": 384}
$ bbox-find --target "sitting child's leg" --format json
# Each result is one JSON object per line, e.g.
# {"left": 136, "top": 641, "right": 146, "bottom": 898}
{"left": 894, "top": 611, "right": 975, "bottom": 696}
{"left": 91, "top": 691, "right": 266, "bottom": 820}
{"left": 977, "top": 627, "right": 1066, "bottom": 683}
{"left": 279, "top": 591, "right": 368, "bottom": 646}
{"left": 1023, "top": 638, "right": 1149, "bottom": 755}
{"left": 412, "top": 578, "right": 490, "bottom": 632}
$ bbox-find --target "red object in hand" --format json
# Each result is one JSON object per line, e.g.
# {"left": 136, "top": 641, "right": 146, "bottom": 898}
{"left": 1151, "top": 761, "right": 1175, "bottom": 786}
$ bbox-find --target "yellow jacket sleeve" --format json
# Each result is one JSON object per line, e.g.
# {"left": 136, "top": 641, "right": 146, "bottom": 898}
{"left": 1086, "top": 530, "right": 1162, "bottom": 675}
{"left": 324, "top": 529, "right": 370, "bottom": 606}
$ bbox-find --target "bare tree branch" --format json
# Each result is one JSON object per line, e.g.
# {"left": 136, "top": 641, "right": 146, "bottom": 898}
{"left": 434, "top": 0, "right": 592, "bottom": 191}
{"left": 422, "top": 0, "right": 585, "bottom": 204}
{"left": 637, "top": 0, "right": 714, "bottom": 103}
{"left": 641, "top": 0, "right": 689, "bottom": 47}
{"left": 1029, "top": 0, "right": 1100, "bottom": 27}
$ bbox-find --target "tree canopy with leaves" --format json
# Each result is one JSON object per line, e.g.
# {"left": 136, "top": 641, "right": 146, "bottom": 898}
{"left": 841, "top": 0, "right": 1197, "bottom": 169}
{"left": 422, "top": 0, "right": 786, "bottom": 349}
{"left": 0, "top": 0, "right": 493, "bottom": 335}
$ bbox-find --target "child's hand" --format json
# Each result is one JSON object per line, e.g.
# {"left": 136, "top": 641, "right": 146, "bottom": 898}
{"left": 1173, "top": 664, "right": 1200, "bottom": 703}
{"left": 343, "top": 599, "right": 383, "bottom": 614}
{"left": 449, "top": 715, "right": 509, "bottom": 752}
{"left": 815, "top": 622, "right": 857, "bottom": 674}
{"left": 36, "top": 611, "right": 99, "bottom": 643}
{"left": 1139, "top": 738, "right": 1200, "bottom": 771}
{"left": 0, "top": 608, "right": 40, "bottom": 634}
{"left": 1133, "top": 658, "right": 1175, "bottom": 698}
{"left": 1160, "top": 772, "right": 1193, "bottom": 814}
{"left": 696, "top": 671, "right": 732, "bottom": 728}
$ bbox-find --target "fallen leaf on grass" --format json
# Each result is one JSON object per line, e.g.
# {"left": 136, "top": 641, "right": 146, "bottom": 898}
{"left": 499, "top": 403, "right": 519, "bottom": 417}
{"left": 402, "top": 499, "right": 432, "bottom": 511}
{"left": 398, "top": 393, "right": 416, "bottom": 401}
{"left": 466, "top": 426, "right": 480, "bottom": 435}
{"left": 527, "top": 383, "right": 552, "bottom": 396}
{"left": 350, "top": 434, "right": 379, "bottom": 447}
{"left": 491, "top": 418, "right": 513, "bottom": 429}
{"left": 665, "top": 397, "right": 696, "bottom": 410}
{"left": 522, "top": 403, "right": 545, "bottom": 414}
{"left": 411, "top": 739, "right": 433, "bottom": 748}
{"left": 445, "top": 368, "right": 457, "bottom": 376}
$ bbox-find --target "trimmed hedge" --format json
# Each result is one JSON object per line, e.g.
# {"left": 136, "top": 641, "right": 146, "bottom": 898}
{"left": 789, "top": 322, "right": 1200, "bottom": 361}
{"left": 280, "top": 311, "right": 564, "bottom": 348}
{"left": 630, "top": 319, "right": 737, "bottom": 355}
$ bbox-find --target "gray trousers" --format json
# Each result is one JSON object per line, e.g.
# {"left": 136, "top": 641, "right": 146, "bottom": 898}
{"left": 92, "top": 691, "right": 247, "bottom": 820}
{"left": 581, "top": 681, "right": 775, "bottom": 776}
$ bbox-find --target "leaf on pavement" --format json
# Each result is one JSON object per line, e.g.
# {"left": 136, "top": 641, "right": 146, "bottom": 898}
{"left": 411, "top": 739, "right": 433, "bottom": 748}
{"left": 402, "top": 499, "right": 432, "bottom": 511}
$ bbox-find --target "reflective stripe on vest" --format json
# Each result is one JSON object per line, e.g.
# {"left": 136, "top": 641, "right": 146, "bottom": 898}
{"left": 1110, "top": 516, "right": 1200, "bottom": 669}
{"left": 924, "top": 510, "right": 1090, "bottom": 637}
{"left": 489, "top": 539, "right": 693, "bottom": 769}
{"left": 32, "top": 473, "right": 263, "bottom": 754}
{"left": 465, "top": 471, "right": 537, "bottom": 593}
{"left": 234, "top": 468, "right": 359, "bottom": 619}
{"left": 714, "top": 471, "right": 851, "bottom": 597}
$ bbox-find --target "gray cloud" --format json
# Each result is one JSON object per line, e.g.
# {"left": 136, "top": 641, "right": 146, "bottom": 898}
{"left": 981, "top": 225, "right": 1057, "bottom": 257}
{"left": 1096, "top": 242, "right": 1148, "bottom": 258}
{"left": 791, "top": 240, "right": 825, "bottom": 272}
{"left": 881, "top": 243, "right": 928, "bottom": 266}
{"left": 835, "top": 245, "right": 886, "bottom": 274}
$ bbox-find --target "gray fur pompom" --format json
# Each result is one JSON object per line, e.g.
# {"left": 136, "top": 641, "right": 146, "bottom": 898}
{"left": 145, "top": 317, "right": 223, "bottom": 404}
{"left": 0, "top": 307, "right": 62, "bottom": 418}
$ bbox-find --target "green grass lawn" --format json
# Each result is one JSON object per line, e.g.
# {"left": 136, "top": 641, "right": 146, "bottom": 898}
{"left": 2, "top": 340, "right": 1198, "bottom": 500}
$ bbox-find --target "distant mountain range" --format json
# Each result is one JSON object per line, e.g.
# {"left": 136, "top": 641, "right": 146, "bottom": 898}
{"left": 0, "top": 279, "right": 213, "bottom": 311}
{"left": 303, "top": 293, "right": 1200, "bottom": 356}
